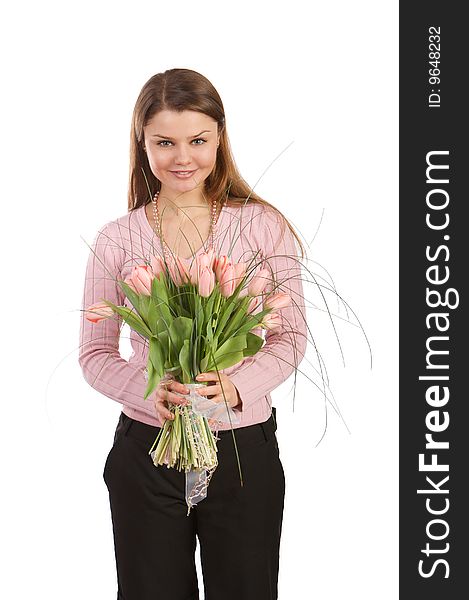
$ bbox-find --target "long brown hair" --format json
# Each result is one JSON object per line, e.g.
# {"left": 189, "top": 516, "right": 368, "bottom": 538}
{"left": 128, "top": 68, "right": 306, "bottom": 259}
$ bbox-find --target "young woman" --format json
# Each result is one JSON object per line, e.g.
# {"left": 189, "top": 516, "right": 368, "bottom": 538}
{"left": 79, "top": 68, "right": 308, "bottom": 600}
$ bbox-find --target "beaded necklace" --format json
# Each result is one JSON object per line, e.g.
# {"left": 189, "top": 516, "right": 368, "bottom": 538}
{"left": 151, "top": 189, "right": 218, "bottom": 262}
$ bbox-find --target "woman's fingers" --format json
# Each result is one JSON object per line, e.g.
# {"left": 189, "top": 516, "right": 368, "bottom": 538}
{"left": 158, "top": 381, "right": 189, "bottom": 404}
{"left": 197, "top": 383, "right": 218, "bottom": 398}
{"left": 158, "top": 390, "right": 188, "bottom": 405}
{"left": 154, "top": 398, "right": 175, "bottom": 423}
{"left": 170, "top": 381, "right": 190, "bottom": 395}
{"left": 154, "top": 381, "right": 190, "bottom": 422}
{"left": 156, "top": 403, "right": 174, "bottom": 422}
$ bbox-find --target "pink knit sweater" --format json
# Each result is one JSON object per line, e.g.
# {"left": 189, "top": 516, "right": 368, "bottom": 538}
{"left": 78, "top": 201, "right": 307, "bottom": 430}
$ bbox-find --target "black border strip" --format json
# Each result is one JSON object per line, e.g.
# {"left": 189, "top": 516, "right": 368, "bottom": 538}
{"left": 400, "top": 4, "right": 467, "bottom": 596}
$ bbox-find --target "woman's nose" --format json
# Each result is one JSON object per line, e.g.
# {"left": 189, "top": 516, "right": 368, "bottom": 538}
{"left": 175, "top": 145, "right": 192, "bottom": 164}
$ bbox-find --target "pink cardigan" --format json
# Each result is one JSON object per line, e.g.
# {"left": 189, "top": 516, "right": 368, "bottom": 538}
{"left": 78, "top": 201, "right": 307, "bottom": 430}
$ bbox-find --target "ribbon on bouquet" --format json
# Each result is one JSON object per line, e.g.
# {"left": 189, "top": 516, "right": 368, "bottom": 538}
{"left": 149, "top": 381, "right": 240, "bottom": 516}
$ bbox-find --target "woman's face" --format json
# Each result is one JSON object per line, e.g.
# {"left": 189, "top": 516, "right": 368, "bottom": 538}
{"left": 143, "top": 110, "right": 219, "bottom": 199}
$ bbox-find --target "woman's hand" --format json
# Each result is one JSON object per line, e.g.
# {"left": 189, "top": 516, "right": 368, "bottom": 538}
{"left": 153, "top": 372, "right": 241, "bottom": 427}
{"left": 154, "top": 376, "right": 190, "bottom": 424}
{"left": 195, "top": 371, "right": 241, "bottom": 425}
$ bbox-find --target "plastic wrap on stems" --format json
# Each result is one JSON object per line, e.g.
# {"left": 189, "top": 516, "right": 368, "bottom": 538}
{"left": 148, "top": 382, "right": 240, "bottom": 516}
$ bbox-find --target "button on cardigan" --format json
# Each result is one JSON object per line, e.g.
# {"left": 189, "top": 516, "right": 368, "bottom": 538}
{"left": 78, "top": 201, "right": 307, "bottom": 431}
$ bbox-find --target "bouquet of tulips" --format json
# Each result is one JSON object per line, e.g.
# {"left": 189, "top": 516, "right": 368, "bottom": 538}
{"left": 85, "top": 249, "right": 291, "bottom": 514}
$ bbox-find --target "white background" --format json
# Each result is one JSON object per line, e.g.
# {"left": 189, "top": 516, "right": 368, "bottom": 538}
{"left": 1, "top": 1, "right": 398, "bottom": 598}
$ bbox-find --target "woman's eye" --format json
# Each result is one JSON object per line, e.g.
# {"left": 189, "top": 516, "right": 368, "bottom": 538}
{"left": 156, "top": 138, "right": 207, "bottom": 147}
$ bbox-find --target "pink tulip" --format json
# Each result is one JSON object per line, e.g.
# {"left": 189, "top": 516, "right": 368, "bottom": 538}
{"left": 233, "top": 261, "right": 247, "bottom": 284}
{"left": 199, "top": 249, "right": 214, "bottom": 270}
{"left": 248, "top": 268, "right": 271, "bottom": 296}
{"left": 262, "top": 312, "right": 283, "bottom": 329}
{"left": 150, "top": 254, "right": 165, "bottom": 279}
{"left": 124, "top": 276, "right": 139, "bottom": 294}
{"left": 238, "top": 287, "right": 249, "bottom": 299}
{"left": 176, "top": 256, "right": 191, "bottom": 285}
{"left": 189, "top": 251, "right": 214, "bottom": 286}
{"left": 128, "top": 265, "right": 154, "bottom": 295}
{"left": 206, "top": 247, "right": 216, "bottom": 270}
{"left": 214, "top": 255, "right": 230, "bottom": 282}
{"left": 219, "top": 263, "right": 236, "bottom": 297}
{"left": 198, "top": 266, "right": 215, "bottom": 297}
{"left": 84, "top": 301, "right": 114, "bottom": 323}
{"left": 168, "top": 256, "right": 190, "bottom": 286}
{"left": 247, "top": 296, "right": 261, "bottom": 314}
{"left": 264, "top": 292, "right": 291, "bottom": 310}
{"left": 189, "top": 260, "right": 199, "bottom": 286}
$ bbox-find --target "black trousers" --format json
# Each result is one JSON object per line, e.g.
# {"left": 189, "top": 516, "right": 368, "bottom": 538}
{"left": 103, "top": 407, "right": 285, "bottom": 600}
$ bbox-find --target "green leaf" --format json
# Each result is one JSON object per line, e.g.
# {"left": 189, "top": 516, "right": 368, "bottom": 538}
{"left": 179, "top": 339, "right": 192, "bottom": 382}
{"left": 219, "top": 296, "right": 250, "bottom": 339}
{"left": 116, "top": 281, "right": 150, "bottom": 324}
{"left": 165, "top": 365, "right": 182, "bottom": 378}
{"left": 151, "top": 275, "right": 172, "bottom": 323}
{"left": 194, "top": 295, "right": 204, "bottom": 339}
{"left": 228, "top": 308, "right": 271, "bottom": 338}
{"left": 204, "top": 293, "right": 216, "bottom": 324}
{"left": 213, "top": 300, "right": 237, "bottom": 339}
{"left": 216, "top": 334, "right": 247, "bottom": 356}
{"left": 205, "top": 335, "right": 248, "bottom": 371}
{"left": 118, "top": 280, "right": 142, "bottom": 312}
{"left": 149, "top": 336, "right": 165, "bottom": 376}
{"left": 193, "top": 334, "right": 204, "bottom": 375}
{"left": 211, "top": 351, "right": 245, "bottom": 371}
{"left": 169, "top": 316, "right": 193, "bottom": 353}
{"left": 158, "top": 330, "right": 169, "bottom": 357}
{"left": 138, "top": 294, "right": 151, "bottom": 321}
{"left": 205, "top": 314, "right": 214, "bottom": 345}
{"left": 147, "top": 296, "right": 159, "bottom": 332}
{"left": 243, "top": 331, "right": 264, "bottom": 357}
{"left": 143, "top": 361, "right": 157, "bottom": 400}
{"left": 101, "top": 300, "right": 152, "bottom": 339}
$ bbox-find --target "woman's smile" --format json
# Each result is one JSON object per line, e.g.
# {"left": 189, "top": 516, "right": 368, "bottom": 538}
{"left": 170, "top": 169, "right": 197, "bottom": 178}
